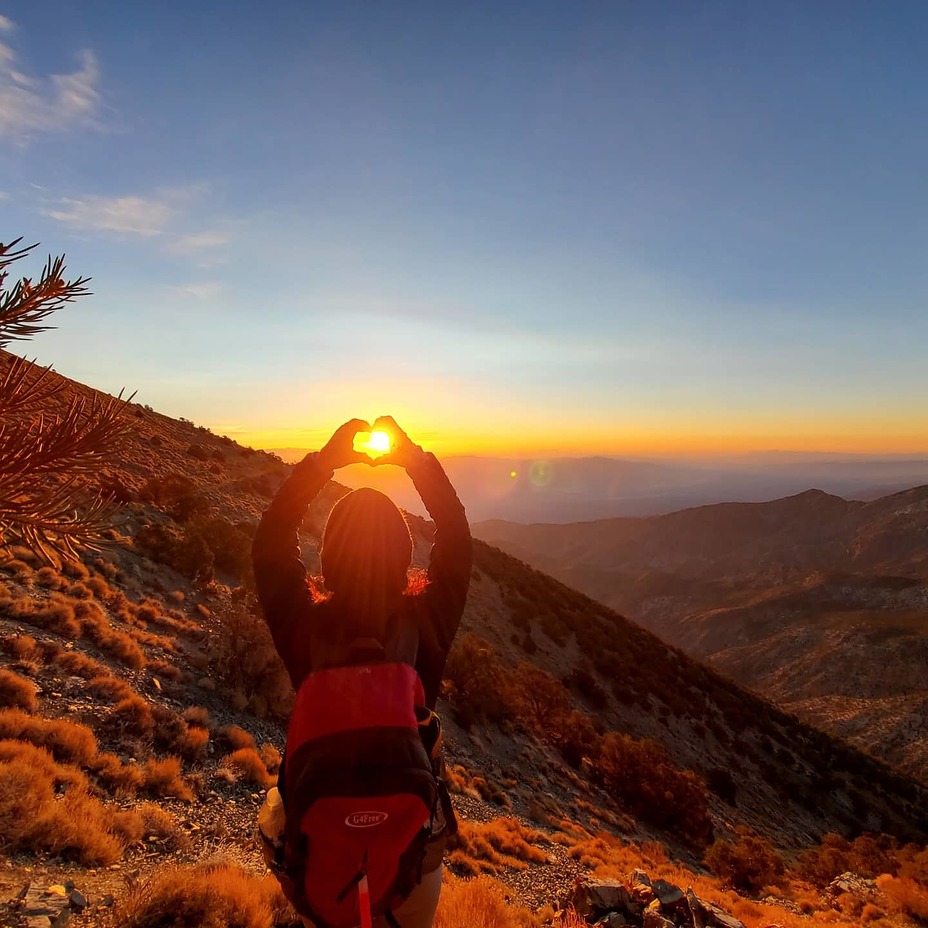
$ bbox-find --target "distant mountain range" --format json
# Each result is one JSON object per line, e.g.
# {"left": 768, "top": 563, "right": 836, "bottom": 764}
{"left": 474, "top": 486, "right": 928, "bottom": 780}
{"left": 274, "top": 447, "right": 928, "bottom": 523}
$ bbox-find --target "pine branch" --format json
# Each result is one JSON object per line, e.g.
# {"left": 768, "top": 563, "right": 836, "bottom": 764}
{"left": 0, "top": 238, "right": 92, "bottom": 348}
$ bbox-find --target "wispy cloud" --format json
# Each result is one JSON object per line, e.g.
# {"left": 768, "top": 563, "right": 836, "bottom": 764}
{"left": 168, "top": 231, "right": 230, "bottom": 251}
{"left": 45, "top": 194, "right": 174, "bottom": 236}
{"left": 176, "top": 281, "right": 222, "bottom": 301}
{"left": 0, "top": 17, "right": 100, "bottom": 141}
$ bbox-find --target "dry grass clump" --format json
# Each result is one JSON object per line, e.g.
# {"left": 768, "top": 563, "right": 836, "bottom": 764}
{"left": 217, "top": 723, "right": 256, "bottom": 751}
{"left": 137, "top": 802, "right": 190, "bottom": 852}
{"left": 88, "top": 752, "right": 144, "bottom": 797}
{"left": 62, "top": 559, "right": 90, "bottom": 580}
{"left": 75, "top": 600, "right": 146, "bottom": 668}
{"left": 85, "top": 574, "right": 113, "bottom": 599}
{"left": 142, "top": 756, "right": 194, "bottom": 801}
{"left": 259, "top": 743, "right": 282, "bottom": 775}
{"left": 106, "top": 861, "right": 293, "bottom": 928}
{"left": 2, "top": 558, "right": 34, "bottom": 580}
{"left": 148, "top": 657, "right": 183, "bottom": 681}
{"left": 220, "top": 747, "right": 274, "bottom": 789}
{"left": 449, "top": 818, "right": 549, "bottom": 876}
{"left": 183, "top": 706, "right": 212, "bottom": 728}
{"left": 434, "top": 874, "right": 535, "bottom": 928}
{"left": 54, "top": 645, "right": 109, "bottom": 679}
{"left": 88, "top": 673, "right": 136, "bottom": 702}
{"left": 129, "top": 626, "right": 176, "bottom": 652}
{"left": 34, "top": 566, "right": 66, "bottom": 589}
{"left": 0, "top": 708, "right": 97, "bottom": 764}
{"left": 66, "top": 580, "right": 94, "bottom": 599}
{"left": 705, "top": 828, "right": 785, "bottom": 893}
{"left": 0, "top": 667, "right": 38, "bottom": 710}
{"left": 6, "top": 595, "right": 81, "bottom": 637}
{"left": 178, "top": 724, "right": 210, "bottom": 761}
{"left": 0, "top": 749, "right": 133, "bottom": 865}
{"left": 112, "top": 695, "right": 155, "bottom": 736}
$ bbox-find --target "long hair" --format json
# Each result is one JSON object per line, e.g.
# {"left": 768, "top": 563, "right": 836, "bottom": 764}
{"left": 317, "top": 488, "right": 415, "bottom": 611}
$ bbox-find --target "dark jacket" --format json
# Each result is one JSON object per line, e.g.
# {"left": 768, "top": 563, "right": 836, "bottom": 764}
{"left": 251, "top": 451, "right": 472, "bottom": 707}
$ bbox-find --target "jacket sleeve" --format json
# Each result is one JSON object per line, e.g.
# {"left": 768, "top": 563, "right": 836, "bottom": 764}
{"left": 406, "top": 452, "right": 473, "bottom": 705}
{"left": 251, "top": 453, "right": 333, "bottom": 687}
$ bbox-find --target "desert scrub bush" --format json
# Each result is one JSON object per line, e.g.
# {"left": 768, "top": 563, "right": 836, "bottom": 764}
{"left": 443, "top": 633, "right": 517, "bottom": 728}
{"left": 597, "top": 731, "right": 714, "bottom": 847}
{"left": 434, "top": 874, "right": 535, "bottom": 928}
{"left": 87, "top": 752, "right": 144, "bottom": 797}
{"left": 448, "top": 817, "right": 549, "bottom": 875}
{"left": 178, "top": 724, "right": 210, "bottom": 761}
{"left": 137, "top": 801, "right": 190, "bottom": 851}
{"left": 0, "top": 750, "right": 130, "bottom": 865}
{"left": 208, "top": 601, "right": 293, "bottom": 720}
{"left": 2, "top": 632, "right": 40, "bottom": 664}
{"left": 0, "top": 667, "right": 37, "bottom": 710}
{"left": 220, "top": 747, "right": 274, "bottom": 789}
{"left": 106, "top": 861, "right": 293, "bottom": 928}
{"left": 148, "top": 657, "right": 183, "bottom": 681}
{"left": 259, "top": 742, "right": 282, "bottom": 775}
{"left": 5, "top": 595, "right": 81, "bottom": 637}
{"left": 0, "top": 708, "right": 97, "bottom": 764}
{"left": 54, "top": 645, "right": 109, "bottom": 679}
{"left": 183, "top": 705, "right": 212, "bottom": 728}
{"left": 142, "top": 756, "right": 194, "bottom": 801}
{"left": 877, "top": 874, "right": 928, "bottom": 921}
{"left": 511, "top": 661, "right": 570, "bottom": 731}
{"left": 87, "top": 673, "right": 136, "bottom": 702}
{"left": 75, "top": 600, "right": 146, "bottom": 668}
{"left": 112, "top": 695, "right": 155, "bottom": 736}
{"left": 217, "top": 723, "right": 256, "bottom": 751}
{"left": 704, "top": 828, "right": 785, "bottom": 893}
{"left": 34, "top": 565, "right": 65, "bottom": 589}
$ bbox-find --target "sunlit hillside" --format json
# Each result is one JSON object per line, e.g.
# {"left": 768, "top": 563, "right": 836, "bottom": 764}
{"left": 3, "top": 357, "right": 928, "bottom": 927}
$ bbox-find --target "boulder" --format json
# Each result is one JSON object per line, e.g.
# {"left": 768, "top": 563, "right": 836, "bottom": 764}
{"left": 652, "top": 878, "right": 685, "bottom": 909}
{"left": 573, "top": 879, "right": 633, "bottom": 918}
{"left": 686, "top": 888, "right": 747, "bottom": 928}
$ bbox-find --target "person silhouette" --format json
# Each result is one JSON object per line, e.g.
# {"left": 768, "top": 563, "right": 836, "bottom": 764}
{"left": 252, "top": 417, "right": 473, "bottom": 928}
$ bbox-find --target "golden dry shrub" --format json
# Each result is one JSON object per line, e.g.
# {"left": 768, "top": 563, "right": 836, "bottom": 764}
{"left": 218, "top": 723, "right": 256, "bottom": 751}
{"left": 61, "top": 559, "right": 90, "bottom": 580}
{"left": 178, "top": 724, "right": 210, "bottom": 761}
{"left": 0, "top": 667, "right": 37, "bottom": 710}
{"left": 34, "top": 566, "right": 65, "bottom": 589}
{"left": 259, "top": 742, "right": 282, "bottom": 775}
{"left": 74, "top": 600, "right": 146, "bottom": 668}
{"left": 0, "top": 753, "right": 128, "bottom": 865}
{"left": 704, "top": 828, "right": 785, "bottom": 893}
{"left": 112, "top": 694, "right": 155, "bottom": 736}
{"left": 7, "top": 596, "right": 81, "bottom": 637}
{"left": 87, "top": 752, "right": 144, "bottom": 797}
{"left": 0, "top": 708, "right": 97, "bottom": 764}
{"left": 6, "top": 633, "right": 39, "bottom": 660}
{"left": 876, "top": 874, "right": 928, "bottom": 921}
{"left": 85, "top": 574, "right": 112, "bottom": 599}
{"left": 142, "top": 756, "right": 194, "bottom": 801}
{"left": 54, "top": 646, "right": 108, "bottom": 679}
{"left": 448, "top": 818, "right": 549, "bottom": 876}
{"left": 87, "top": 673, "right": 136, "bottom": 702}
{"left": 0, "top": 739, "right": 90, "bottom": 792}
{"left": 183, "top": 706, "right": 212, "bottom": 728}
{"left": 221, "top": 747, "right": 274, "bottom": 789}
{"left": 137, "top": 802, "right": 190, "bottom": 852}
{"left": 434, "top": 875, "right": 535, "bottom": 928}
{"left": 107, "top": 862, "right": 293, "bottom": 928}
{"left": 148, "top": 658, "right": 183, "bottom": 681}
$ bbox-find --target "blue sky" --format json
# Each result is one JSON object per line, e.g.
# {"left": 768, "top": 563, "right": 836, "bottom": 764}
{"left": 2, "top": 1, "right": 928, "bottom": 455}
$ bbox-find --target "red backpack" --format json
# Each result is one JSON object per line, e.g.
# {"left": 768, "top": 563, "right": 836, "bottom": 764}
{"left": 275, "top": 639, "right": 440, "bottom": 928}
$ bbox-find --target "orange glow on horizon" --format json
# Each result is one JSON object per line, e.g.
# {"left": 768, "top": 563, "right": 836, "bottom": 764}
{"left": 223, "top": 420, "right": 928, "bottom": 461}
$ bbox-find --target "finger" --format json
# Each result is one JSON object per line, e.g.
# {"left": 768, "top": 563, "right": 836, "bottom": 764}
{"left": 373, "top": 415, "right": 409, "bottom": 444}
{"left": 340, "top": 418, "right": 372, "bottom": 437}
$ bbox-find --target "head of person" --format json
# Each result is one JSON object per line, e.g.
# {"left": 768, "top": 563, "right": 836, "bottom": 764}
{"left": 320, "top": 487, "right": 413, "bottom": 614}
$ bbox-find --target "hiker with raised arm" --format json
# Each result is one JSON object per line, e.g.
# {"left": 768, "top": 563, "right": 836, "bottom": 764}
{"left": 252, "top": 417, "right": 473, "bottom": 928}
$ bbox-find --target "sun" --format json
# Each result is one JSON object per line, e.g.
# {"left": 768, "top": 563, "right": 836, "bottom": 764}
{"left": 368, "top": 430, "right": 392, "bottom": 453}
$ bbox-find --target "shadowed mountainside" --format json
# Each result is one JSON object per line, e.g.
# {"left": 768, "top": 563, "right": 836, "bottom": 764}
{"left": 474, "top": 488, "right": 928, "bottom": 779}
